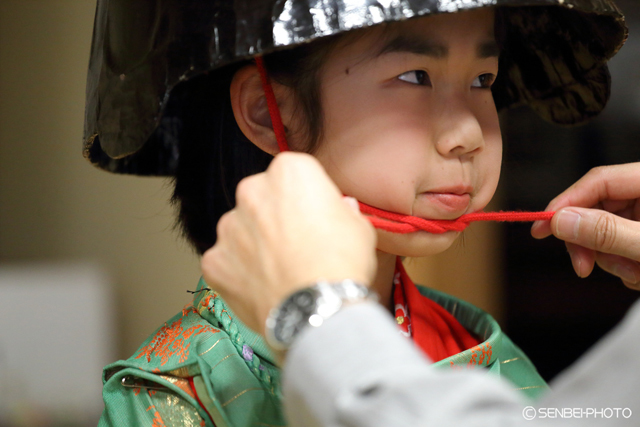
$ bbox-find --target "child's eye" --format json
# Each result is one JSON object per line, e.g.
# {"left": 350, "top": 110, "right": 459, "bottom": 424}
{"left": 398, "top": 70, "right": 431, "bottom": 86}
{"left": 471, "top": 73, "right": 496, "bottom": 89}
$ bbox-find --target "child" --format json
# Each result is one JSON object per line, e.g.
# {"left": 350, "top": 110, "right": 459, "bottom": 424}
{"left": 85, "top": 1, "right": 627, "bottom": 426}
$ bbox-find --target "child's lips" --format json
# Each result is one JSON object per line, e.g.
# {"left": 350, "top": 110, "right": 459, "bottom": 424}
{"left": 420, "top": 192, "right": 471, "bottom": 215}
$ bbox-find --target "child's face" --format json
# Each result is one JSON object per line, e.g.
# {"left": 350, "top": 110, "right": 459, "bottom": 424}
{"left": 310, "top": 8, "right": 502, "bottom": 257}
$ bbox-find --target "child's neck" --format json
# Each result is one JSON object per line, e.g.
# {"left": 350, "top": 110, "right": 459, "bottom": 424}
{"left": 372, "top": 251, "right": 398, "bottom": 313}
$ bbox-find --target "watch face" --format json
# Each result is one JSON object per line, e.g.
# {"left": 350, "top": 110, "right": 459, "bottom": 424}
{"left": 273, "top": 289, "right": 318, "bottom": 345}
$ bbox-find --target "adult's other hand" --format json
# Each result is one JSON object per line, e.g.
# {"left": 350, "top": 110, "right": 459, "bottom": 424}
{"left": 531, "top": 163, "right": 640, "bottom": 289}
{"left": 201, "top": 152, "right": 377, "bottom": 336}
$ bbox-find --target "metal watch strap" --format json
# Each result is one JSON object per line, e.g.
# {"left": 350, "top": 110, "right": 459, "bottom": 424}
{"left": 266, "top": 279, "right": 377, "bottom": 350}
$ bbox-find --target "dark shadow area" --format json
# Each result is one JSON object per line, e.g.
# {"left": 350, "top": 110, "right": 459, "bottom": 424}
{"left": 501, "top": 1, "right": 640, "bottom": 382}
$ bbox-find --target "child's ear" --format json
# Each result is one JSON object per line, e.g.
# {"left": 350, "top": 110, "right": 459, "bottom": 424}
{"left": 230, "top": 64, "right": 290, "bottom": 156}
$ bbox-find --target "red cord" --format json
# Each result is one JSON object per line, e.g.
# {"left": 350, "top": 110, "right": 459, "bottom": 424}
{"left": 254, "top": 57, "right": 555, "bottom": 234}
{"left": 255, "top": 56, "right": 289, "bottom": 153}
{"left": 359, "top": 202, "right": 554, "bottom": 234}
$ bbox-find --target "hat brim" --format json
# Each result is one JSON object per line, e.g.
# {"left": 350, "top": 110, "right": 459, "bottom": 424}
{"left": 83, "top": 0, "right": 627, "bottom": 176}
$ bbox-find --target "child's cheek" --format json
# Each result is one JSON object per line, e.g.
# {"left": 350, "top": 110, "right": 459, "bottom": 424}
{"left": 473, "top": 135, "right": 503, "bottom": 211}
{"left": 317, "top": 144, "right": 421, "bottom": 216}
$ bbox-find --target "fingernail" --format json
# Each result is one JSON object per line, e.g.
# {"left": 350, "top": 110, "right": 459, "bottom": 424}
{"left": 614, "top": 264, "right": 637, "bottom": 284}
{"left": 567, "top": 246, "right": 583, "bottom": 278}
{"left": 343, "top": 196, "right": 360, "bottom": 212}
{"left": 555, "top": 209, "right": 581, "bottom": 241}
{"left": 577, "top": 257, "right": 584, "bottom": 278}
{"left": 575, "top": 256, "right": 587, "bottom": 278}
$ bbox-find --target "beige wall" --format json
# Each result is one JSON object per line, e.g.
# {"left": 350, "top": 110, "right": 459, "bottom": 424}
{"left": 0, "top": 0, "right": 503, "bottom": 360}
{"left": 0, "top": 0, "right": 200, "bottom": 359}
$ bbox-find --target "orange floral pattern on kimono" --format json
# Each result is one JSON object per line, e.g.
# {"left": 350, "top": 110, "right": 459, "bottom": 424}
{"left": 136, "top": 307, "right": 220, "bottom": 366}
{"left": 146, "top": 405, "right": 166, "bottom": 427}
{"left": 467, "top": 342, "right": 493, "bottom": 367}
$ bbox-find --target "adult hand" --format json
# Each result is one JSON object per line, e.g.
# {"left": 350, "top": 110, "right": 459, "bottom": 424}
{"left": 201, "top": 152, "right": 377, "bottom": 336}
{"left": 531, "top": 163, "right": 640, "bottom": 289}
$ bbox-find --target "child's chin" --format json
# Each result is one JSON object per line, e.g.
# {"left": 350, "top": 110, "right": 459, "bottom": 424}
{"left": 376, "top": 229, "right": 460, "bottom": 257}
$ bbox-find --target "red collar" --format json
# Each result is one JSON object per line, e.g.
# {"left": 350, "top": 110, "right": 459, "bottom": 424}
{"left": 393, "top": 257, "right": 480, "bottom": 362}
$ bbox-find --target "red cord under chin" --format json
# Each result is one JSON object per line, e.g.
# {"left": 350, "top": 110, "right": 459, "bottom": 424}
{"left": 359, "top": 202, "right": 555, "bottom": 234}
{"left": 254, "top": 56, "right": 555, "bottom": 234}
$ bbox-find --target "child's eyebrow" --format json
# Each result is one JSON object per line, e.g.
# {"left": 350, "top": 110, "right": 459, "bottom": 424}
{"left": 478, "top": 40, "right": 501, "bottom": 58}
{"left": 375, "top": 34, "right": 500, "bottom": 59}
{"left": 376, "top": 35, "right": 448, "bottom": 58}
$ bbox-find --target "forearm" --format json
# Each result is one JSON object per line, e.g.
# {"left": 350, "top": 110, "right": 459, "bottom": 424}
{"left": 283, "top": 303, "right": 525, "bottom": 427}
{"left": 284, "top": 299, "right": 640, "bottom": 427}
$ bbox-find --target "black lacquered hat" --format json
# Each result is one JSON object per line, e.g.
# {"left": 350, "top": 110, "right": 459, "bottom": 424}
{"left": 83, "top": 0, "right": 627, "bottom": 176}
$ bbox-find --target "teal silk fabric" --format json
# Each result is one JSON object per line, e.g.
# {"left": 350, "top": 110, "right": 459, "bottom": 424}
{"left": 99, "top": 279, "right": 547, "bottom": 426}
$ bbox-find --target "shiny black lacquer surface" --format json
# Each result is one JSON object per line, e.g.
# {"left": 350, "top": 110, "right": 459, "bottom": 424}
{"left": 83, "top": 0, "right": 627, "bottom": 175}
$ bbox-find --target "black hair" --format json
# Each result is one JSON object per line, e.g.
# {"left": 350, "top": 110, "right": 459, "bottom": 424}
{"left": 172, "top": 36, "right": 342, "bottom": 255}
{"left": 171, "top": 63, "right": 268, "bottom": 255}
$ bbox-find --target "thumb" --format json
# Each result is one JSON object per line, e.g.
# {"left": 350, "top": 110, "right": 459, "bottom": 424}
{"left": 552, "top": 207, "right": 640, "bottom": 262}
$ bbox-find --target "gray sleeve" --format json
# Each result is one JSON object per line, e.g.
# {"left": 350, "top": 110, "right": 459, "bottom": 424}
{"left": 539, "top": 298, "right": 640, "bottom": 421}
{"left": 283, "top": 301, "right": 640, "bottom": 427}
{"left": 282, "top": 302, "right": 524, "bottom": 427}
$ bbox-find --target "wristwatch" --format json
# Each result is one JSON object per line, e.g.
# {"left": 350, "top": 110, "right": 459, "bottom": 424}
{"left": 265, "top": 279, "right": 377, "bottom": 350}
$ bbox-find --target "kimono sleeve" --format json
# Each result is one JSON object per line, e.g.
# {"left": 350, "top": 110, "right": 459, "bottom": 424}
{"left": 99, "top": 368, "right": 212, "bottom": 427}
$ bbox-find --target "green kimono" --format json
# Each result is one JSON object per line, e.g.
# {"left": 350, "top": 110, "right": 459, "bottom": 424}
{"left": 99, "top": 279, "right": 548, "bottom": 427}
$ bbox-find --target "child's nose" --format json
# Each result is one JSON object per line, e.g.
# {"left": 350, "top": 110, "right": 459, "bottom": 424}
{"left": 433, "top": 101, "right": 484, "bottom": 158}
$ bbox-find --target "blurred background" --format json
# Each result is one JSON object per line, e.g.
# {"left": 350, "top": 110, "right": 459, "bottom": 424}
{"left": 0, "top": 1, "right": 638, "bottom": 425}
{"left": 0, "top": 1, "right": 200, "bottom": 425}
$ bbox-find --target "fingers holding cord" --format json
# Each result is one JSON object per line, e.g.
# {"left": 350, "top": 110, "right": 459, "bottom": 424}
{"left": 532, "top": 163, "right": 640, "bottom": 239}
{"left": 553, "top": 207, "right": 640, "bottom": 289}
